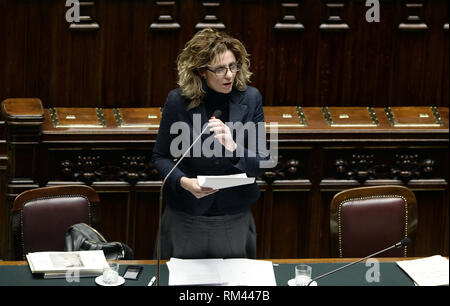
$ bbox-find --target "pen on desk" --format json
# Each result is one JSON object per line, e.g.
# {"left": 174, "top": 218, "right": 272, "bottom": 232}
{"left": 148, "top": 276, "right": 156, "bottom": 286}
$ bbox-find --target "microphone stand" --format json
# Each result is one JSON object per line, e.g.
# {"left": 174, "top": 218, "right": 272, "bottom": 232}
{"left": 156, "top": 123, "right": 212, "bottom": 286}
{"left": 307, "top": 239, "right": 410, "bottom": 286}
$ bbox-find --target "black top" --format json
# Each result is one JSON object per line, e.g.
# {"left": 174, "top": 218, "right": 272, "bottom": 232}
{"left": 202, "top": 85, "right": 232, "bottom": 216}
{"left": 203, "top": 83, "right": 231, "bottom": 123}
{"left": 152, "top": 85, "right": 267, "bottom": 216}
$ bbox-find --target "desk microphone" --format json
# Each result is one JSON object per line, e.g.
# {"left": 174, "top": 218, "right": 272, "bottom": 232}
{"left": 156, "top": 109, "right": 222, "bottom": 286}
{"left": 307, "top": 237, "right": 411, "bottom": 286}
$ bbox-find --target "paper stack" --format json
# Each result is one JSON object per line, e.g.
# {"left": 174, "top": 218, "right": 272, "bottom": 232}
{"left": 166, "top": 258, "right": 277, "bottom": 286}
{"left": 27, "top": 250, "right": 110, "bottom": 278}
{"left": 197, "top": 173, "right": 255, "bottom": 190}
{"left": 396, "top": 255, "right": 449, "bottom": 286}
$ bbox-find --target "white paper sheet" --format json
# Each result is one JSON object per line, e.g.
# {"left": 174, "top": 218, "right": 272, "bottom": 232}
{"left": 167, "top": 258, "right": 226, "bottom": 286}
{"left": 26, "top": 250, "right": 109, "bottom": 278}
{"left": 27, "top": 250, "right": 109, "bottom": 273}
{"left": 396, "top": 255, "right": 449, "bottom": 286}
{"left": 197, "top": 173, "right": 255, "bottom": 190}
{"left": 167, "top": 258, "right": 277, "bottom": 286}
{"left": 218, "top": 258, "right": 277, "bottom": 286}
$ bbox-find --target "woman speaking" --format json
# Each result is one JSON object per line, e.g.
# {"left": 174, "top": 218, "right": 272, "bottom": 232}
{"left": 152, "top": 28, "right": 268, "bottom": 259}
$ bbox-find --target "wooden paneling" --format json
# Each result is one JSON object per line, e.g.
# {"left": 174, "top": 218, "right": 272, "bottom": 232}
{"left": 96, "top": 191, "right": 130, "bottom": 243}
{"left": 413, "top": 191, "right": 448, "bottom": 256}
{"left": 0, "top": 0, "right": 449, "bottom": 260}
{"left": 0, "top": 0, "right": 448, "bottom": 108}
{"left": 133, "top": 190, "right": 161, "bottom": 258}
{"left": 0, "top": 121, "right": 6, "bottom": 259}
{"left": 269, "top": 191, "right": 311, "bottom": 258}
{"left": 1, "top": 101, "right": 447, "bottom": 260}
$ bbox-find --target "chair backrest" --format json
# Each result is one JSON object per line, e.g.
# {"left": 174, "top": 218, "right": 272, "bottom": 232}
{"left": 330, "top": 185, "right": 418, "bottom": 258}
{"left": 11, "top": 185, "right": 100, "bottom": 260}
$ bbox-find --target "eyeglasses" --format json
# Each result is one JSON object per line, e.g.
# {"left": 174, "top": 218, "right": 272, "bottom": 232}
{"left": 206, "top": 63, "right": 240, "bottom": 76}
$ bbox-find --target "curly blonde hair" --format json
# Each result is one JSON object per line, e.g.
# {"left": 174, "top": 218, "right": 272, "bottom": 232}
{"left": 176, "top": 28, "right": 252, "bottom": 110}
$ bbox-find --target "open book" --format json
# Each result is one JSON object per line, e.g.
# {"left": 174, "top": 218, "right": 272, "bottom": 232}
{"left": 26, "top": 250, "right": 109, "bottom": 279}
{"left": 197, "top": 173, "right": 255, "bottom": 190}
{"left": 396, "top": 255, "right": 449, "bottom": 286}
{"left": 166, "top": 258, "right": 277, "bottom": 286}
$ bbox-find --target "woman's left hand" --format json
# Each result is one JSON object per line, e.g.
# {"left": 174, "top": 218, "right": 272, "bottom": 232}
{"left": 208, "top": 118, "right": 237, "bottom": 152}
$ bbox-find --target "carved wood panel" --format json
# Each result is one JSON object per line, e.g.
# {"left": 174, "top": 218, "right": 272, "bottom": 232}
{"left": 1, "top": 0, "right": 448, "bottom": 108}
{"left": 150, "top": 0, "right": 181, "bottom": 31}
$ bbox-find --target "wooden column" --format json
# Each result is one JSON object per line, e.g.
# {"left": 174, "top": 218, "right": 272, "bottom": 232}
{"left": 1, "top": 98, "right": 44, "bottom": 258}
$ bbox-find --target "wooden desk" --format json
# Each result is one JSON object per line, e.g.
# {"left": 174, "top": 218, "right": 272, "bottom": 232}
{"left": 0, "top": 257, "right": 421, "bottom": 266}
{"left": 0, "top": 99, "right": 448, "bottom": 260}
{"left": 0, "top": 257, "right": 422, "bottom": 287}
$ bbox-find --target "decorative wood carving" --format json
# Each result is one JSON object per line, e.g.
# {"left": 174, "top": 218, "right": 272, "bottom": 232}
{"left": 69, "top": 1, "right": 100, "bottom": 31}
{"left": 49, "top": 108, "right": 106, "bottom": 128}
{"left": 3, "top": 1, "right": 449, "bottom": 109}
{"left": 150, "top": 1, "right": 181, "bottom": 31}
{"left": 319, "top": 1, "right": 349, "bottom": 31}
{"left": 391, "top": 154, "right": 435, "bottom": 183}
{"left": 263, "top": 154, "right": 302, "bottom": 184}
{"left": 274, "top": 1, "right": 304, "bottom": 31}
{"left": 1, "top": 99, "right": 448, "bottom": 259}
{"left": 322, "top": 107, "right": 379, "bottom": 127}
{"left": 195, "top": 1, "right": 226, "bottom": 30}
{"left": 334, "top": 154, "right": 376, "bottom": 183}
{"left": 60, "top": 154, "right": 159, "bottom": 185}
{"left": 398, "top": 1, "right": 428, "bottom": 31}
{"left": 333, "top": 153, "right": 436, "bottom": 183}
{"left": 385, "top": 107, "right": 443, "bottom": 127}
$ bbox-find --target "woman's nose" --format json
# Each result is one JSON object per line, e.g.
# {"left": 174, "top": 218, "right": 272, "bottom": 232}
{"left": 225, "top": 68, "right": 233, "bottom": 78}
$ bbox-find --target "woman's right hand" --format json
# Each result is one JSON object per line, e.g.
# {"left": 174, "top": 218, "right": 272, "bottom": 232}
{"left": 180, "top": 177, "right": 218, "bottom": 199}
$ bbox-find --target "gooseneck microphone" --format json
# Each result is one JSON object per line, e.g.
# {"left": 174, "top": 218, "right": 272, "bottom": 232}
{"left": 156, "top": 109, "right": 222, "bottom": 286}
{"left": 307, "top": 237, "right": 411, "bottom": 286}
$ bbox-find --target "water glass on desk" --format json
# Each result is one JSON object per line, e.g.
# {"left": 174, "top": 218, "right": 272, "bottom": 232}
{"left": 295, "top": 264, "right": 312, "bottom": 286}
{"left": 103, "top": 262, "right": 119, "bottom": 284}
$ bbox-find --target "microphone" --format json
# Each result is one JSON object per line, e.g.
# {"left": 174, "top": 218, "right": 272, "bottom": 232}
{"left": 306, "top": 237, "right": 411, "bottom": 286}
{"left": 156, "top": 109, "right": 222, "bottom": 285}
{"left": 211, "top": 110, "right": 222, "bottom": 119}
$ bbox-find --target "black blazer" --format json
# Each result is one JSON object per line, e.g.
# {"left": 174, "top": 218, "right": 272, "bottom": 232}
{"left": 152, "top": 85, "right": 269, "bottom": 216}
